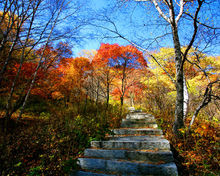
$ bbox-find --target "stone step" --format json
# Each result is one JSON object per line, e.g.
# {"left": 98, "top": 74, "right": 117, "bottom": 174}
{"left": 122, "top": 118, "right": 156, "bottom": 123}
{"left": 121, "top": 121, "right": 158, "bottom": 128}
{"left": 73, "top": 112, "right": 178, "bottom": 176}
{"left": 126, "top": 113, "right": 154, "bottom": 120}
{"left": 78, "top": 158, "right": 178, "bottom": 176}
{"left": 106, "top": 135, "right": 164, "bottom": 141}
{"left": 91, "top": 139, "right": 170, "bottom": 150}
{"left": 112, "top": 128, "right": 163, "bottom": 135}
{"left": 84, "top": 148, "right": 174, "bottom": 163}
{"left": 72, "top": 171, "right": 114, "bottom": 176}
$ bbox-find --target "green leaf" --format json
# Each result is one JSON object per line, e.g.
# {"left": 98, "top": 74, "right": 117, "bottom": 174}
{"left": 14, "top": 162, "right": 22, "bottom": 167}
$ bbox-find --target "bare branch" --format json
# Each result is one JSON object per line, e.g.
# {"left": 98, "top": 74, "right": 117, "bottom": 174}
{"left": 120, "top": 36, "right": 176, "bottom": 84}
{"left": 184, "top": 13, "right": 220, "bottom": 30}
{"left": 152, "top": 0, "right": 171, "bottom": 23}
{"left": 175, "top": 0, "right": 186, "bottom": 23}
{"left": 182, "top": 0, "right": 203, "bottom": 69}
{"left": 188, "top": 79, "right": 219, "bottom": 130}
{"left": 185, "top": 52, "right": 210, "bottom": 82}
{"left": 90, "top": 17, "right": 176, "bottom": 84}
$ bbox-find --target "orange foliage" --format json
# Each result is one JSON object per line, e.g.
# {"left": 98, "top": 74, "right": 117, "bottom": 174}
{"left": 93, "top": 43, "right": 149, "bottom": 104}
{"left": 93, "top": 43, "right": 147, "bottom": 68}
{"left": 52, "top": 57, "right": 92, "bottom": 101}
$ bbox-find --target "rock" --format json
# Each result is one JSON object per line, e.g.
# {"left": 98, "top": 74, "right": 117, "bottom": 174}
{"left": 73, "top": 112, "right": 178, "bottom": 176}
{"left": 112, "top": 128, "right": 163, "bottom": 135}
{"left": 128, "top": 107, "right": 136, "bottom": 112}
{"left": 77, "top": 158, "right": 178, "bottom": 176}
{"left": 84, "top": 149, "right": 174, "bottom": 163}
{"left": 90, "top": 139, "right": 170, "bottom": 150}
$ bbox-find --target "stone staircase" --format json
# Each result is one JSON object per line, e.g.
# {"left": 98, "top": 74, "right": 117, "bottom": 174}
{"left": 72, "top": 112, "right": 178, "bottom": 176}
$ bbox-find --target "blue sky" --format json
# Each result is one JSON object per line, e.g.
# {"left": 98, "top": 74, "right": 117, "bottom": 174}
{"left": 73, "top": 0, "right": 169, "bottom": 55}
{"left": 72, "top": 0, "right": 220, "bottom": 56}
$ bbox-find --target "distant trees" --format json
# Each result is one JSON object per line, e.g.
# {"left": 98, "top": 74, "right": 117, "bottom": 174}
{"left": 1, "top": 0, "right": 219, "bottom": 137}
{"left": 143, "top": 47, "right": 219, "bottom": 129}
{"left": 0, "top": 39, "right": 147, "bottom": 117}
{"left": 92, "top": 0, "right": 219, "bottom": 137}
{"left": 57, "top": 56, "right": 91, "bottom": 107}
{"left": 0, "top": 0, "right": 86, "bottom": 128}
{"left": 92, "top": 43, "right": 148, "bottom": 110}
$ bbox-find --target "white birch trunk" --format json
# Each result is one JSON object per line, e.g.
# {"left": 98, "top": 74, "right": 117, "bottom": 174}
{"left": 183, "top": 74, "right": 189, "bottom": 120}
{"left": 18, "top": 0, "right": 65, "bottom": 120}
{"left": 5, "top": 2, "right": 40, "bottom": 120}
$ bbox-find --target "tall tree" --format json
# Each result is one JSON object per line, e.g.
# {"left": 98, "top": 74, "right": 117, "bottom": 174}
{"left": 92, "top": 0, "right": 219, "bottom": 137}
{"left": 93, "top": 43, "right": 148, "bottom": 110}
{"left": 56, "top": 56, "right": 91, "bottom": 108}
{"left": 92, "top": 44, "right": 118, "bottom": 108}
{"left": 0, "top": 0, "right": 87, "bottom": 128}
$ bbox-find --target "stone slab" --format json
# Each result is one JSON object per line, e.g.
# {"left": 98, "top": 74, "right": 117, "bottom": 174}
{"left": 107, "top": 135, "right": 164, "bottom": 141}
{"left": 78, "top": 158, "right": 178, "bottom": 176}
{"left": 122, "top": 118, "right": 156, "bottom": 123}
{"left": 84, "top": 148, "right": 174, "bottom": 163}
{"left": 121, "top": 122, "right": 158, "bottom": 128}
{"left": 126, "top": 113, "right": 154, "bottom": 120}
{"left": 72, "top": 171, "right": 115, "bottom": 176}
{"left": 91, "top": 139, "right": 170, "bottom": 150}
{"left": 73, "top": 112, "right": 178, "bottom": 176}
{"left": 112, "top": 128, "right": 163, "bottom": 135}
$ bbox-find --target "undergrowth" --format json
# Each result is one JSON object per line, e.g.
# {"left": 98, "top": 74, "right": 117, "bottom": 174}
{"left": 154, "top": 111, "right": 219, "bottom": 176}
{"left": 0, "top": 101, "right": 125, "bottom": 176}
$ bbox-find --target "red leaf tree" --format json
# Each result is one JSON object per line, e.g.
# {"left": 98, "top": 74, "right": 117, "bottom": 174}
{"left": 93, "top": 43, "right": 148, "bottom": 109}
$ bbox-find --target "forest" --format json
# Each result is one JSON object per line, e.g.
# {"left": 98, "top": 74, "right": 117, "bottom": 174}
{"left": 0, "top": 0, "right": 219, "bottom": 175}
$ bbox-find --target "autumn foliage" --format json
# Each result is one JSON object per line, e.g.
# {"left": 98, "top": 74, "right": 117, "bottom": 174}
{"left": 1, "top": 0, "right": 219, "bottom": 174}
{"left": 143, "top": 47, "right": 219, "bottom": 176}
{"left": 0, "top": 42, "right": 219, "bottom": 175}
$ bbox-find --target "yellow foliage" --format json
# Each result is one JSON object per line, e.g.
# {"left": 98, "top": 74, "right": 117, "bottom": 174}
{"left": 51, "top": 91, "right": 64, "bottom": 99}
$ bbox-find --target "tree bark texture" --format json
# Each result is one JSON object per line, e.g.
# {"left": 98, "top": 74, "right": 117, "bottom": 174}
{"left": 183, "top": 75, "right": 189, "bottom": 120}
{"left": 171, "top": 23, "right": 184, "bottom": 136}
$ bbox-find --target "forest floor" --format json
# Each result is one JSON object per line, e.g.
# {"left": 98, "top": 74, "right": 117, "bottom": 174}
{"left": 0, "top": 110, "right": 219, "bottom": 176}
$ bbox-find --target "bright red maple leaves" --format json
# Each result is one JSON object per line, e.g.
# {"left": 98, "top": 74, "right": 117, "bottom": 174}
{"left": 93, "top": 43, "right": 147, "bottom": 68}
{"left": 92, "top": 43, "right": 149, "bottom": 106}
{"left": 3, "top": 42, "right": 149, "bottom": 106}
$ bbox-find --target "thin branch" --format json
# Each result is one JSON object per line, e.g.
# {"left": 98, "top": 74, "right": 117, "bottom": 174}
{"left": 90, "top": 18, "right": 176, "bottom": 84}
{"left": 184, "top": 13, "right": 220, "bottom": 30}
{"left": 182, "top": 0, "right": 203, "bottom": 68}
{"left": 152, "top": 0, "right": 171, "bottom": 23}
{"left": 175, "top": 0, "right": 186, "bottom": 23}
{"left": 185, "top": 53, "right": 210, "bottom": 82}
{"left": 145, "top": 32, "right": 172, "bottom": 50}
{"left": 18, "top": 0, "right": 66, "bottom": 120}
{"left": 120, "top": 35, "right": 176, "bottom": 84}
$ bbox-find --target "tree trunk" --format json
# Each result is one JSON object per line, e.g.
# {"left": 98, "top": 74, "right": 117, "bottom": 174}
{"left": 106, "top": 74, "right": 110, "bottom": 110}
{"left": 189, "top": 101, "right": 206, "bottom": 130}
{"left": 120, "top": 96, "right": 124, "bottom": 106}
{"left": 96, "top": 80, "right": 100, "bottom": 105}
{"left": 130, "top": 91, "right": 135, "bottom": 107}
{"left": 120, "top": 59, "right": 127, "bottom": 107}
{"left": 84, "top": 89, "right": 88, "bottom": 113}
{"left": 17, "top": 0, "right": 65, "bottom": 120}
{"left": 183, "top": 74, "right": 189, "bottom": 120}
{"left": 188, "top": 80, "right": 218, "bottom": 131}
{"left": 5, "top": 5, "right": 39, "bottom": 120}
{"left": 171, "top": 23, "right": 184, "bottom": 136}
